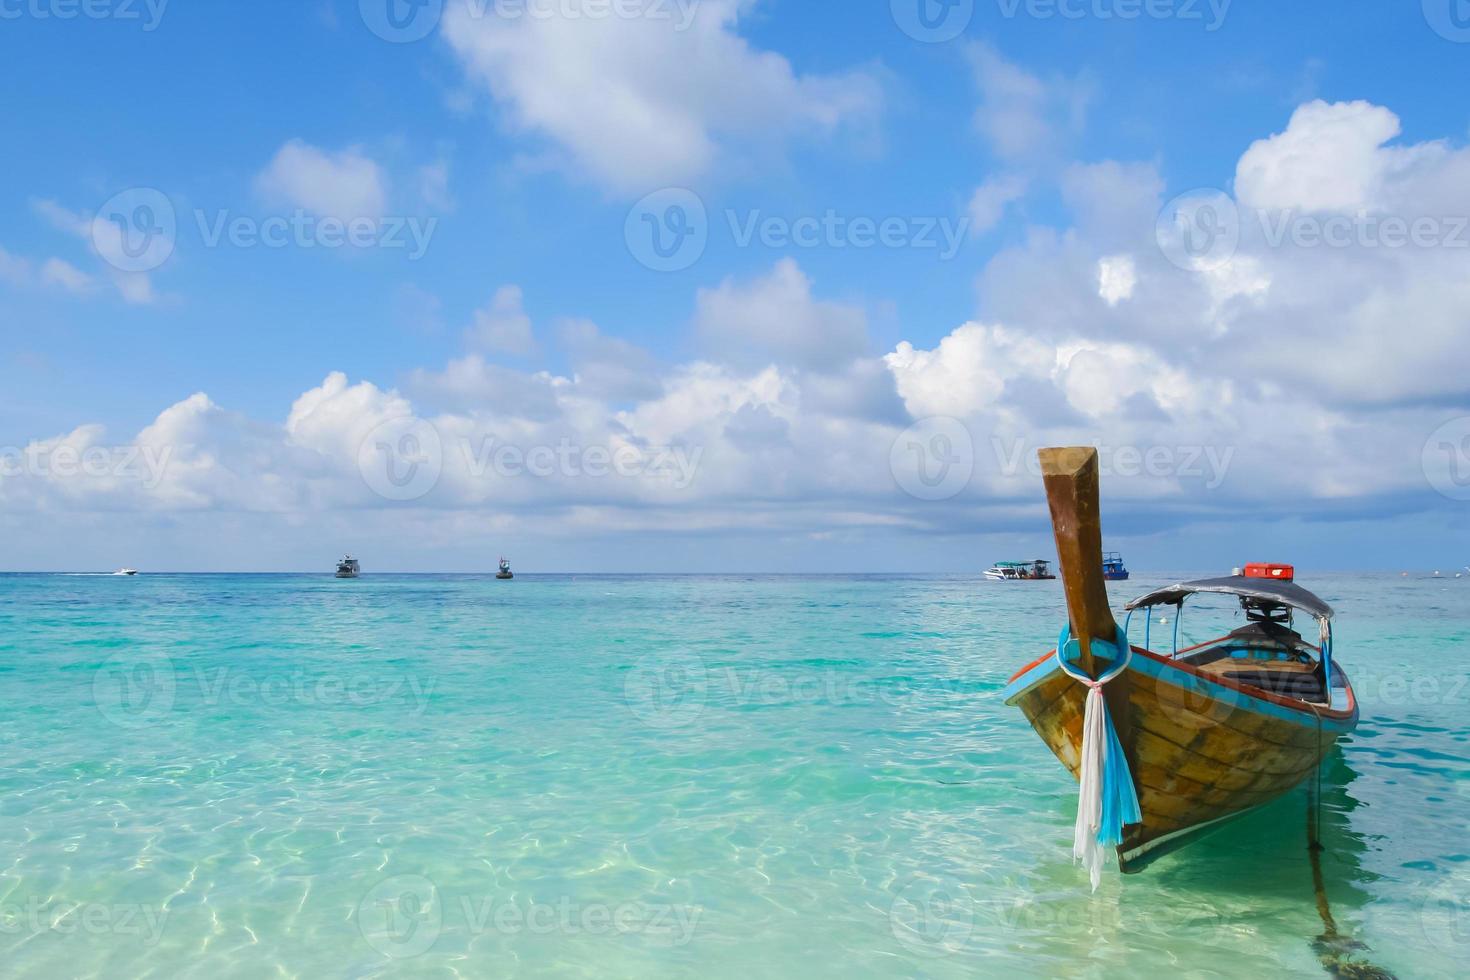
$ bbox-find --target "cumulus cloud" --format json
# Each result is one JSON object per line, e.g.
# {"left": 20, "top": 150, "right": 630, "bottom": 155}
{"left": 39, "top": 258, "right": 95, "bottom": 293}
{"left": 0, "top": 247, "right": 95, "bottom": 294}
{"left": 1235, "top": 100, "right": 1409, "bottom": 213}
{"left": 26, "top": 200, "right": 162, "bottom": 304}
{"left": 256, "top": 140, "right": 388, "bottom": 220}
{"left": 694, "top": 259, "right": 868, "bottom": 372}
{"left": 1097, "top": 254, "right": 1136, "bottom": 307}
{"left": 969, "top": 42, "right": 1090, "bottom": 163}
{"left": 9, "top": 101, "right": 1467, "bottom": 551}
{"left": 440, "top": 0, "right": 881, "bottom": 193}
{"left": 466, "top": 285, "right": 537, "bottom": 355}
{"left": 968, "top": 175, "right": 1028, "bottom": 235}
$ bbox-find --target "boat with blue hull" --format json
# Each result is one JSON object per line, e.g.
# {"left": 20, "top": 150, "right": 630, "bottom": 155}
{"left": 1102, "top": 551, "right": 1129, "bottom": 581}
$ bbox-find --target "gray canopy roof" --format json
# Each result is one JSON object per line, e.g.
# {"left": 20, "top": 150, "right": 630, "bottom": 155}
{"left": 1124, "top": 575, "right": 1334, "bottom": 620}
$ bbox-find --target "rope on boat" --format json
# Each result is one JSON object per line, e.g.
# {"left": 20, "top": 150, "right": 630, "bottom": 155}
{"left": 1054, "top": 625, "right": 1142, "bottom": 891}
{"left": 1304, "top": 702, "right": 1397, "bottom": 980}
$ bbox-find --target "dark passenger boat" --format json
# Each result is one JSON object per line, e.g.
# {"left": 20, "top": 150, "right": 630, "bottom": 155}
{"left": 1102, "top": 551, "right": 1130, "bottom": 581}
{"left": 496, "top": 558, "right": 514, "bottom": 580}
{"left": 1002, "top": 448, "right": 1358, "bottom": 885}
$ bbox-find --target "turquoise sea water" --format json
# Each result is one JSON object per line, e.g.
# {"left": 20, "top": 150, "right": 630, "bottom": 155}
{"left": 0, "top": 572, "right": 1467, "bottom": 978}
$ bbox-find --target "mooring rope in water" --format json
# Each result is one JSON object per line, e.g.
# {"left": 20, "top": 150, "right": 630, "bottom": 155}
{"left": 1054, "top": 625, "right": 1141, "bottom": 891}
{"left": 1304, "top": 702, "right": 1397, "bottom": 980}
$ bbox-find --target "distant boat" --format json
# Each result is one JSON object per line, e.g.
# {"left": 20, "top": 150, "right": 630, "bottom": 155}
{"left": 985, "top": 559, "right": 1055, "bottom": 581}
{"left": 496, "top": 557, "right": 514, "bottom": 580}
{"left": 113, "top": 568, "right": 138, "bottom": 576}
{"left": 1102, "top": 551, "right": 1130, "bottom": 581}
{"left": 335, "top": 556, "right": 360, "bottom": 579}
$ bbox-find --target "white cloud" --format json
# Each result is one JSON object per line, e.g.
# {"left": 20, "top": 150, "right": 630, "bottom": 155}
{"left": 694, "top": 259, "right": 868, "bottom": 371}
{"left": 467, "top": 285, "right": 537, "bottom": 355}
{"left": 0, "top": 245, "right": 32, "bottom": 285}
{"left": 28, "top": 199, "right": 164, "bottom": 304}
{"left": 10, "top": 101, "right": 1470, "bottom": 551}
{"left": 418, "top": 158, "right": 454, "bottom": 211}
{"left": 1235, "top": 100, "right": 1408, "bottom": 213}
{"left": 557, "top": 317, "right": 663, "bottom": 402}
{"left": 1097, "top": 254, "right": 1136, "bottom": 306}
{"left": 256, "top": 140, "right": 388, "bottom": 220}
{"left": 968, "top": 175, "right": 1028, "bottom": 235}
{"left": 39, "top": 258, "right": 94, "bottom": 293}
{"left": 440, "top": 0, "right": 880, "bottom": 193}
{"left": 969, "top": 42, "right": 1090, "bottom": 163}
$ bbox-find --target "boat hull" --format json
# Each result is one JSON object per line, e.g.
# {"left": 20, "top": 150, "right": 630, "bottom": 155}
{"left": 1003, "top": 645, "right": 1357, "bottom": 871}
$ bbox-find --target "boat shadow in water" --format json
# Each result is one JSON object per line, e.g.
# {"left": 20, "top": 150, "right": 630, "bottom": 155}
{"left": 1138, "top": 748, "right": 1396, "bottom": 979}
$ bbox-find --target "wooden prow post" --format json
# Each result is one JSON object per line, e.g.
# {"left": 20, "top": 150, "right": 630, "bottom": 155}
{"left": 1038, "top": 447, "right": 1118, "bottom": 678}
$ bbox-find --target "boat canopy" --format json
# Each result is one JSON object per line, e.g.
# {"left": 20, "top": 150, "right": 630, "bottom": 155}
{"left": 1124, "top": 575, "right": 1334, "bottom": 621}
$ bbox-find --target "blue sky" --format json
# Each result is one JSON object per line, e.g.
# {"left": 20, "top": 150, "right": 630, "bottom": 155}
{"left": 2, "top": 0, "right": 1469, "bottom": 572}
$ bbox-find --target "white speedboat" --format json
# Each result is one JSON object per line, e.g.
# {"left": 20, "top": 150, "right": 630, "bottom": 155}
{"left": 113, "top": 568, "right": 138, "bottom": 576}
{"left": 984, "top": 559, "right": 1056, "bottom": 581}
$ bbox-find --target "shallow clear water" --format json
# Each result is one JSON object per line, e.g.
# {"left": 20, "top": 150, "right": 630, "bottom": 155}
{"left": 0, "top": 572, "right": 1466, "bottom": 978}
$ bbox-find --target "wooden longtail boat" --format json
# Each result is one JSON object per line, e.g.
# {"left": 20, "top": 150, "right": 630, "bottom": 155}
{"left": 1002, "top": 448, "right": 1358, "bottom": 876}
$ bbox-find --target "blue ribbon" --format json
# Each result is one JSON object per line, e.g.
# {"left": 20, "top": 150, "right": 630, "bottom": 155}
{"left": 1055, "top": 625, "right": 1143, "bottom": 848}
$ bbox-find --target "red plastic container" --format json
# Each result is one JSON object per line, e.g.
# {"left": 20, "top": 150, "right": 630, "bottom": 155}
{"left": 1243, "top": 562, "right": 1294, "bottom": 581}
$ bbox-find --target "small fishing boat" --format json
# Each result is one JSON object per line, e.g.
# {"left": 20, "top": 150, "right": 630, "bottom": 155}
{"left": 335, "top": 556, "right": 360, "bottom": 579}
{"left": 1002, "top": 448, "right": 1358, "bottom": 885}
{"left": 496, "top": 558, "right": 513, "bottom": 580}
{"left": 984, "top": 559, "right": 1055, "bottom": 581}
{"left": 1101, "top": 551, "right": 1129, "bottom": 581}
